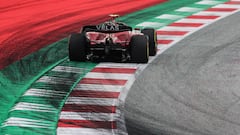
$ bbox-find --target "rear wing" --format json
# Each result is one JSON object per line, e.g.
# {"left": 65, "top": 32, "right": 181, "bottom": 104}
{"left": 81, "top": 25, "right": 132, "bottom": 33}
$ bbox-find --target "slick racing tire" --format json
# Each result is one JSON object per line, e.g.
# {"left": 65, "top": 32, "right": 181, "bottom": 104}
{"left": 130, "top": 35, "right": 149, "bottom": 63}
{"left": 68, "top": 33, "right": 87, "bottom": 61}
{"left": 141, "top": 28, "right": 157, "bottom": 56}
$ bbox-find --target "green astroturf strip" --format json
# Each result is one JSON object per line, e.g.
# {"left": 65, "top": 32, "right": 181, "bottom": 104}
{"left": 31, "top": 83, "right": 71, "bottom": 91}
{"left": 118, "top": 0, "right": 228, "bottom": 29}
{"left": 0, "top": 38, "right": 68, "bottom": 125}
{"left": 117, "top": 0, "right": 201, "bottom": 27}
{"left": 1, "top": 127, "right": 55, "bottom": 135}
{"left": 1, "top": 61, "right": 97, "bottom": 134}
{"left": 0, "top": 0, "right": 229, "bottom": 134}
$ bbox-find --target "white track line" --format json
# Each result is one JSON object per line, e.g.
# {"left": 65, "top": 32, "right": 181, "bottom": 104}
{"left": 65, "top": 97, "right": 118, "bottom": 106}
{"left": 23, "top": 88, "right": 66, "bottom": 97}
{"left": 194, "top": 11, "right": 231, "bottom": 16}
{"left": 60, "top": 112, "right": 118, "bottom": 121}
{"left": 11, "top": 102, "right": 56, "bottom": 113}
{"left": 52, "top": 66, "right": 85, "bottom": 73}
{"left": 137, "top": 22, "right": 165, "bottom": 27}
{"left": 176, "top": 7, "right": 203, "bottom": 12}
{"left": 74, "top": 84, "right": 123, "bottom": 92}
{"left": 96, "top": 63, "right": 138, "bottom": 69}
{"left": 3, "top": 117, "right": 52, "bottom": 128}
{"left": 158, "top": 26, "right": 197, "bottom": 31}
{"left": 176, "top": 18, "right": 213, "bottom": 23}
{"left": 57, "top": 128, "right": 117, "bottom": 135}
{"left": 85, "top": 72, "right": 133, "bottom": 80}
{"left": 215, "top": 4, "right": 240, "bottom": 8}
{"left": 37, "top": 76, "right": 74, "bottom": 84}
{"left": 157, "top": 35, "right": 182, "bottom": 40}
{"left": 196, "top": 0, "right": 222, "bottom": 5}
{"left": 156, "top": 14, "right": 184, "bottom": 20}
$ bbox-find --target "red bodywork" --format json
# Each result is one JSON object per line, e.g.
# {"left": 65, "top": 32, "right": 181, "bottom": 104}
{"left": 86, "top": 31, "right": 142, "bottom": 46}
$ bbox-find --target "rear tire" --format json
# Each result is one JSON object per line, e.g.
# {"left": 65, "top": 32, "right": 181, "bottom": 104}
{"left": 130, "top": 35, "right": 149, "bottom": 63}
{"left": 141, "top": 28, "right": 157, "bottom": 56}
{"left": 68, "top": 33, "right": 87, "bottom": 61}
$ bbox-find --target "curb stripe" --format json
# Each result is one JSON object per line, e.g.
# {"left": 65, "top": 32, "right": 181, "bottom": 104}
{"left": 11, "top": 102, "right": 56, "bottom": 113}
{"left": 196, "top": 0, "right": 222, "bottom": 5}
{"left": 194, "top": 11, "right": 231, "bottom": 16}
{"left": 85, "top": 72, "right": 133, "bottom": 80}
{"left": 57, "top": 128, "right": 117, "bottom": 135}
{"left": 158, "top": 40, "right": 174, "bottom": 44}
{"left": 206, "top": 7, "right": 237, "bottom": 11}
{"left": 169, "top": 22, "right": 204, "bottom": 27}
{"left": 61, "top": 105, "right": 116, "bottom": 113}
{"left": 65, "top": 97, "right": 118, "bottom": 106}
{"left": 23, "top": 88, "right": 66, "bottom": 97}
{"left": 91, "top": 67, "right": 136, "bottom": 74}
{"left": 52, "top": 66, "right": 85, "bottom": 73}
{"left": 58, "top": 120, "right": 116, "bottom": 129}
{"left": 156, "top": 14, "right": 183, "bottom": 20}
{"left": 157, "top": 30, "right": 188, "bottom": 35}
{"left": 176, "top": 7, "right": 202, "bottom": 12}
{"left": 226, "top": 1, "right": 240, "bottom": 4}
{"left": 37, "top": 76, "right": 74, "bottom": 84}
{"left": 74, "top": 84, "right": 123, "bottom": 92}
{"left": 137, "top": 22, "right": 165, "bottom": 27}
{"left": 159, "top": 26, "right": 197, "bottom": 31}
{"left": 215, "top": 4, "right": 240, "bottom": 8}
{"left": 187, "top": 15, "right": 220, "bottom": 19}
{"left": 59, "top": 112, "right": 118, "bottom": 121}
{"left": 80, "top": 78, "right": 127, "bottom": 85}
{"left": 177, "top": 18, "right": 212, "bottom": 23}
{"left": 3, "top": 117, "right": 52, "bottom": 128}
{"left": 70, "top": 91, "right": 120, "bottom": 98}
{"left": 157, "top": 35, "right": 181, "bottom": 41}
{"left": 96, "top": 63, "right": 138, "bottom": 69}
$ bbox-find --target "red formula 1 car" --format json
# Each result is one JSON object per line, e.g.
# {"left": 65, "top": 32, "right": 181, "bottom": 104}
{"left": 68, "top": 14, "right": 157, "bottom": 63}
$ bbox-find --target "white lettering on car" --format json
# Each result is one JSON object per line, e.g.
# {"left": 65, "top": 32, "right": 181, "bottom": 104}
{"left": 96, "top": 23, "right": 119, "bottom": 31}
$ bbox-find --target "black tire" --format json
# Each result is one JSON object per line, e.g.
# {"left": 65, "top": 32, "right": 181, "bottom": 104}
{"left": 130, "top": 35, "right": 149, "bottom": 63}
{"left": 68, "top": 33, "right": 87, "bottom": 61}
{"left": 141, "top": 28, "right": 157, "bottom": 56}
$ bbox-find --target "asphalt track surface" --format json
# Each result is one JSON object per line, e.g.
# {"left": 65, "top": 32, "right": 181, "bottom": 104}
{"left": 125, "top": 11, "right": 240, "bottom": 135}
